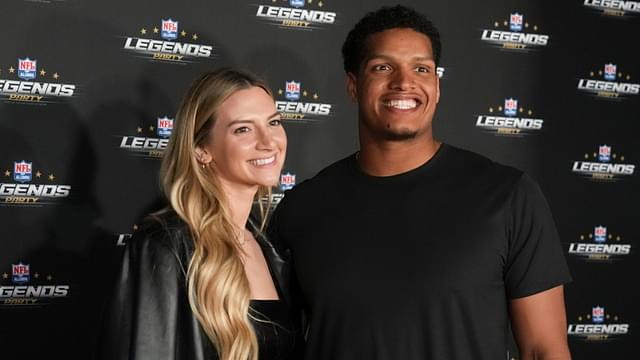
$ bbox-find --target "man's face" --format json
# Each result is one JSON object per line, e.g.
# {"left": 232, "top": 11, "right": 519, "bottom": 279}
{"left": 347, "top": 28, "right": 440, "bottom": 141}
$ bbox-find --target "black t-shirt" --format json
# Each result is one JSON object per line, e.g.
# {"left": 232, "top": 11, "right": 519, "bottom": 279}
{"left": 269, "top": 144, "right": 571, "bottom": 360}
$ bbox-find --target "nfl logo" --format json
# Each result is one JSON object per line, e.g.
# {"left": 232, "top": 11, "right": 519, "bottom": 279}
{"left": 161, "top": 19, "right": 179, "bottom": 40}
{"left": 594, "top": 226, "right": 607, "bottom": 243}
{"left": 598, "top": 145, "right": 611, "bottom": 162}
{"left": 157, "top": 116, "right": 174, "bottom": 138}
{"left": 12, "top": 262, "right": 30, "bottom": 284}
{"left": 604, "top": 63, "right": 616, "bottom": 81}
{"left": 285, "top": 81, "right": 301, "bottom": 101}
{"left": 18, "top": 58, "right": 37, "bottom": 81}
{"left": 290, "top": 0, "right": 305, "bottom": 7}
{"left": 504, "top": 98, "right": 518, "bottom": 117}
{"left": 509, "top": 13, "right": 523, "bottom": 32}
{"left": 592, "top": 306, "right": 605, "bottom": 324}
{"left": 13, "top": 160, "right": 32, "bottom": 183}
{"left": 280, "top": 172, "right": 296, "bottom": 191}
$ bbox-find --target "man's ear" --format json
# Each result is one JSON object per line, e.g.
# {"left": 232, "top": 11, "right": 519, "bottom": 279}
{"left": 435, "top": 74, "right": 441, "bottom": 105}
{"left": 194, "top": 146, "right": 213, "bottom": 164}
{"left": 346, "top": 72, "right": 358, "bottom": 103}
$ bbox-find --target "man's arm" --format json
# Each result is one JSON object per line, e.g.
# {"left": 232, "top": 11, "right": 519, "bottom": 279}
{"left": 509, "top": 285, "right": 571, "bottom": 360}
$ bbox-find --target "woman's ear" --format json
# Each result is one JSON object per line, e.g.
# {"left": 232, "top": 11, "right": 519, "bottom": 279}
{"left": 194, "top": 147, "right": 213, "bottom": 165}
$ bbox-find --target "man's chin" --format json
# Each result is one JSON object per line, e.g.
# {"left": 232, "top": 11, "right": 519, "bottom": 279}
{"left": 380, "top": 128, "right": 419, "bottom": 141}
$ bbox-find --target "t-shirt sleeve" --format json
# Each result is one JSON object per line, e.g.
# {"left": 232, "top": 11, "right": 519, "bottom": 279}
{"left": 504, "top": 173, "right": 572, "bottom": 299}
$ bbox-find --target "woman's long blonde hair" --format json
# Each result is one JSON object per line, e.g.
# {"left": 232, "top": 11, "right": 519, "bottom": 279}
{"left": 160, "top": 69, "right": 273, "bottom": 360}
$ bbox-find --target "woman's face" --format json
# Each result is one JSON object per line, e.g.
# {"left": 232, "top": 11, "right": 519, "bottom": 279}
{"left": 197, "top": 86, "right": 286, "bottom": 189}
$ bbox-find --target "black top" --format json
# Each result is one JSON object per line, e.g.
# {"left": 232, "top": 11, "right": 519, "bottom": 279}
{"left": 268, "top": 143, "right": 572, "bottom": 360}
{"left": 99, "top": 211, "right": 303, "bottom": 360}
{"left": 251, "top": 299, "right": 301, "bottom": 360}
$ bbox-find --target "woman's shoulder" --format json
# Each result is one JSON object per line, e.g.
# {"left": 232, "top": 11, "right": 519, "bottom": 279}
{"left": 126, "top": 209, "right": 194, "bottom": 268}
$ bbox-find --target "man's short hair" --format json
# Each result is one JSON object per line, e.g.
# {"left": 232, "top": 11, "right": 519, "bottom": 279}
{"left": 341, "top": 5, "right": 442, "bottom": 74}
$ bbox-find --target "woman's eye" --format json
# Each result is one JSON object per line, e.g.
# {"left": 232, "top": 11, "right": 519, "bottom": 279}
{"left": 269, "top": 119, "right": 282, "bottom": 126}
{"left": 233, "top": 126, "right": 250, "bottom": 134}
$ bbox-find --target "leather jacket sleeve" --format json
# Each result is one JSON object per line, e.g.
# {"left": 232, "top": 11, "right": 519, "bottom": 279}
{"left": 98, "top": 218, "right": 217, "bottom": 360}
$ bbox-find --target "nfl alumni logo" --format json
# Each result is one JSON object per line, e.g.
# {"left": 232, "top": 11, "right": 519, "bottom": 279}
{"left": 598, "top": 145, "right": 611, "bottom": 162}
{"left": 604, "top": 63, "right": 617, "bottom": 81}
{"left": 280, "top": 172, "right": 296, "bottom": 191}
{"left": 289, "top": 0, "right": 305, "bottom": 7}
{"left": 285, "top": 81, "right": 301, "bottom": 101}
{"left": 12, "top": 262, "right": 30, "bottom": 284}
{"left": 161, "top": 19, "right": 179, "bottom": 40}
{"left": 509, "top": 13, "right": 523, "bottom": 32}
{"left": 13, "top": 161, "right": 32, "bottom": 183}
{"left": 504, "top": 98, "right": 518, "bottom": 117}
{"left": 157, "top": 116, "right": 174, "bottom": 138}
{"left": 592, "top": 306, "right": 605, "bottom": 324}
{"left": 594, "top": 226, "right": 607, "bottom": 243}
{"left": 18, "top": 58, "right": 37, "bottom": 80}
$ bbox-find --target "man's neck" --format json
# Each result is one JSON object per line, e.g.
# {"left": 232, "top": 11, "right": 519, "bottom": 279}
{"left": 357, "top": 135, "right": 441, "bottom": 177}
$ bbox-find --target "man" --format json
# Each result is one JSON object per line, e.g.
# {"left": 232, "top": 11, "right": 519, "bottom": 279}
{"left": 269, "top": 5, "right": 572, "bottom": 360}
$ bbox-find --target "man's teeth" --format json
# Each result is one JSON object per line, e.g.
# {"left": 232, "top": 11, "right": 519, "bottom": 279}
{"left": 384, "top": 99, "right": 418, "bottom": 109}
{"left": 250, "top": 156, "right": 275, "bottom": 166}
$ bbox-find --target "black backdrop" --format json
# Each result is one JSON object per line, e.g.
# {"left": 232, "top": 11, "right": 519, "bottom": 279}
{"left": 1, "top": 0, "right": 638, "bottom": 358}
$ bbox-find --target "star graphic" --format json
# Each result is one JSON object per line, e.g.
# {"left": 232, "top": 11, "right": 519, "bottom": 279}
{"left": 302, "top": 90, "right": 308, "bottom": 97}
{"left": 528, "top": 110, "right": 533, "bottom": 116}
{"left": 9, "top": 66, "right": 15, "bottom": 73}
{"left": 313, "top": 93, "right": 319, "bottom": 100}
{"left": 36, "top": 171, "right": 42, "bottom": 178}
{"left": 2, "top": 273, "right": 8, "bottom": 279}
{"left": 488, "top": 107, "right": 494, "bottom": 113}
{"left": 318, "top": 1, "right": 323, "bottom": 7}
{"left": 136, "top": 127, "right": 143, "bottom": 133}
{"left": 524, "top": 23, "right": 529, "bottom": 28}
{"left": 278, "top": 89, "right": 283, "bottom": 95}
{"left": 181, "top": 30, "right": 187, "bottom": 37}
{"left": 53, "top": 73, "right": 59, "bottom": 80}
{"left": 40, "top": 69, "right": 46, "bottom": 76}
{"left": 494, "top": 21, "right": 499, "bottom": 27}
{"left": 47, "top": 275, "right": 53, "bottom": 281}
{"left": 34, "top": 273, "right": 40, "bottom": 279}
{"left": 48, "top": 174, "right": 55, "bottom": 181}
{"left": 149, "top": 125, "right": 155, "bottom": 131}
{"left": 503, "top": 20, "right": 508, "bottom": 26}
{"left": 140, "top": 28, "right": 147, "bottom": 35}
{"left": 192, "top": 34, "right": 198, "bottom": 41}
{"left": 4, "top": 170, "right": 10, "bottom": 177}
{"left": 533, "top": 25, "right": 538, "bottom": 31}
{"left": 133, "top": 224, "right": 139, "bottom": 231}
{"left": 519, "top": 107, "right": 524, "bottom": 113}
{"left": 153, "top": 27, "right": 159, "bottom": 34}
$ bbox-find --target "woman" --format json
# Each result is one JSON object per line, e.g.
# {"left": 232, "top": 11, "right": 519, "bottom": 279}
{"left": 100, "top": 69, "right": 303, "bottom": 360}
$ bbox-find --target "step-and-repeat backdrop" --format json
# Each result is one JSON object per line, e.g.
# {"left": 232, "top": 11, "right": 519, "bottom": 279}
{"left": 1, "top": 0, "right": 637, "bottom": 358}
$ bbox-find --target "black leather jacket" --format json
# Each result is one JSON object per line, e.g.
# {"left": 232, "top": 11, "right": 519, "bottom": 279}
{"left": 98, "top": 210, "right": 301, "bottom": 359}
